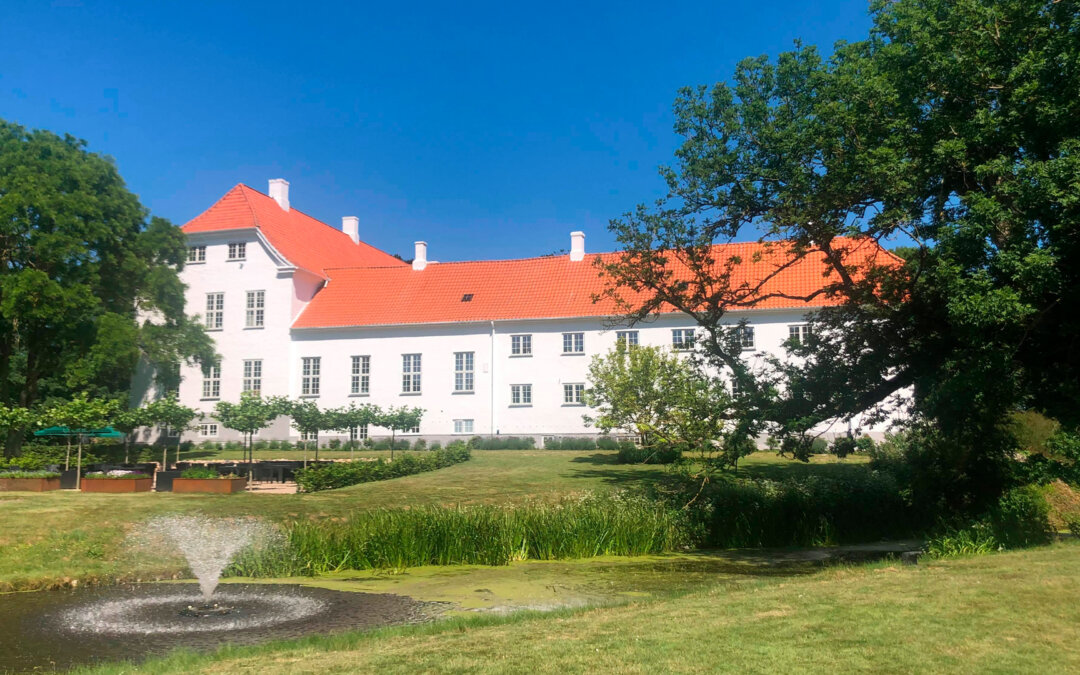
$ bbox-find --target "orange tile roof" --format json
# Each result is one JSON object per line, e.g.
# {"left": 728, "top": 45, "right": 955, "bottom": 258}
{"left": 181, "top": 184, "right": 406, "bottom": 275}
{"left": 292, "top": 238, "right": 897, "bottom": 329}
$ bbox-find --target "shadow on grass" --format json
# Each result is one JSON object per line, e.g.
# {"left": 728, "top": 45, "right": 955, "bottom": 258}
{"left": 737, "top": 458, "right": 872, "bottom": 482}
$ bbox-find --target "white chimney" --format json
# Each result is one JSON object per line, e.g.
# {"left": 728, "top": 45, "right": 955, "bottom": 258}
{"left": 268, "top": 178, "right": 290, "bottom": 211}
{"left": 570, "top": 231, "right": 585, "bottom": 261}
{"left": 342, "top": 216, "right": 360, "bottom": 244}
{"left": 413, "top": 241, "right": 428, "bottom": 270}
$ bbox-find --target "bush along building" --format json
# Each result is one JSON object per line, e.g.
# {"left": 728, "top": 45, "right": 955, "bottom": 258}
{"left": 132, "top": 179, "right": 902, "bottom": 446}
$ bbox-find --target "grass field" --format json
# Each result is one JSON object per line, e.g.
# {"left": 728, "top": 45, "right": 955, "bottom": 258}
{"left": 76, "top": 543, "right": 1080, "bottom": 674}
{"left": 0, "top": 450, "right": 865, "bottom": 591}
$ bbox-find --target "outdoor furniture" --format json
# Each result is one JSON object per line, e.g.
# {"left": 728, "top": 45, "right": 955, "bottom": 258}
{"left": 155, "top": 470, "right": 181, "bottom": 492}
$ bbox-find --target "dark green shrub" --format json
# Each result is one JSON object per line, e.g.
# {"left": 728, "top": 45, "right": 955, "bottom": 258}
{"left": 831, "top": 436, "right": 857, "bottom": 459}
{"left": 412, "top": 439, "right": 427, "bottom": 451}
{"left": 616, "top": 443, "right": 682, "bottom": 465}
{"left": 294, "top": 446, "right": 472, "bottom": 492}
{"left": 0, "top": 470, "right": 61, "bottom": 478}
{"left": 328, "top": 439, "right": 341, "bottom": 449}
{"left": 596, "top": 436, "right": 620, "bottom": 451}
{"left": 988, "top": 485, "right": 1052, "bottom": 548}
{"left": 253, "top": 440, "right": 268, "bottom": 450}
{"left": 855, "top": 435, "right": 876, "bottom": 454}
{"left": 467, "top": 436, "right": 535, "bottom": 450}
{"left": 543, "top": 437, "right": 597, "bottom": 450}
{"left": 180, "top": 466, "right": 220, "bottom": 479}
{"left": 268, "top": 440, "right": 281, "bottom": 450}
{"left": 429, "top": 441, "right": 442, "bottom": 451}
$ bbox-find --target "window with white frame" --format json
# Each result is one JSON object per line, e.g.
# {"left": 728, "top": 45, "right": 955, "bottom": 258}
{"left": 198, "top": 423, "right": 218, "bottom": 437}
{"left": 562, "top": 332, "right": 584, "bottom": 354}
{"left": 734, "top": 325, "right": 756, "bottom": 351}
{"left": 789, "top": 324, "right": 812, "bottom": 345}
{"left": 351, "top": 355, "right": 370, "bottom": 395}
{"left": 616, "top": 330, "right": 639, "bottom": 346}
{"left": 202, "top": 362, "right": 221, "bottom": 399}
{"left": 165, "top": 425, "right": 180, "bottom": 438}
{"left": 454, "top": 352, "right": 474, "bottom": 392}
{"left": 511, "top": 384, "right": 532, "bottom": 405}
{"left": 729, "top": 377, "right": 741, "bottom": 395}
{"left": 204, "top": 292, "right": 224, "bottom": 330}
{"left": 672, "top": 328, "right": 696, "bottom": 350}
{"left": 350, "top": 424, "right": 368, "bottom": 441}
{"left": 301, "top": 357, "right": 321, "bottom": 396}
{"left": 402, "top": 354, "right": 422, "bottom": 393}
{"left": 242, "top": 359, "right": 262, "bottom": 393}
{"left": 511, "top": 334, "right": 532, "bottom": 356}
{"left": 245, "top": 290, "right": 265, "bottom": 328}
{"left": 227, "top": 242, "right": 246, "bottom": 260}
{"left": 404, "top": 425, "right": 420, "bottom": 434}
{"left": 300, "top": 431, "right": 316, "bottom": 442}
{"left": 563, "top": 383, "right": 585, "bottom": 405}
{"left": 187, "top": 246, "right": 206, "bottom": 263}
{"left": 453, "top": 419, "right": 474, "bottom": 434}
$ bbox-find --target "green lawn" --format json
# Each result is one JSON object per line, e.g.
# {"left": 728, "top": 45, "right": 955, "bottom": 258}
{"left": 77, "top": 544, "right": 1080, "bottom": 674}
{"left": 0, "top": 450, "right": 861, "bottom": 591}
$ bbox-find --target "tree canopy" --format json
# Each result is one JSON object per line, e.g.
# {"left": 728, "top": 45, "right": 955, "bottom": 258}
{"left": 600, "top": 0, "right": 1079, "bottom": 507}
{"left": 0, "top": 120, "right": 214, "bottom": 451}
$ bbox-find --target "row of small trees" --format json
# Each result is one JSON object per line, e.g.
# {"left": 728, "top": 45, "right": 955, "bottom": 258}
{"left": 0, "top": 392, "right": 425, "bottom": 473}
{"left": 213, "top": 392, "right": 424, "bottom": 468}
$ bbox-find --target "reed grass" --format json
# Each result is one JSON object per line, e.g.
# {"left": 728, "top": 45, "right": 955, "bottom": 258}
{"left": 230, "top": 492, "right": 689, "bottom": 576}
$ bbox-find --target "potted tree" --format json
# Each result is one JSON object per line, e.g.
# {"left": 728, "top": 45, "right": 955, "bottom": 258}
{"left": 172, "top": 465, "right": 247, "bottom": 494}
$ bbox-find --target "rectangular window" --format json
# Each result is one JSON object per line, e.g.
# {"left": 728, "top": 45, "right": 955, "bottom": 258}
{"left": 616, "top": 330, "right": 639, "bottom": 346}
{"left": 227, "top": 242, "right": 246, "bottom": 261}
{"left": 454, "top": 352, "right": 474, "bottom": 392}
{"left": 562, "top": 332, "right": 584, "bottom": 354}
{"left": 402, "top": 354, "right": 422, "bottom": 393}
{"left": 202, "top": 362, "right": 221, "bottom": 399}
{"left": 242, "top": 359, "right": 262, "bottom": 393}
{"left": 165, "top": 425, "right": 180, "bottom": 438}
{"left": 205, "top": 292, "right": 224, "bottom": 330}
{"left": 300, "top": 431, "right": 316, "bottom": 442}
{"left": 672, "top": 328, "right": 696, "bottom": 350}
{"left": 789, "top": 324, "right": 811, "bottom": 345}
{"left": 730, "top": 378, "right": 741, "bottom": 395}
{"left": 351, "top": 355, "right": 370, "bottom": 395}
{"left": 350, "top": 424, "right": 368, "bottom": 441}
{"left": 453, "top": 419, "right": 474, "bottom": 434}
{"left": 187, "top": 246, "right": 206, "bottom": 263}
{"left": 301, "top": 357, "right": 321, "bottom": 396}
{"left": 511, "top": 334, "right": 532, "bottom": 356}
{"left": 245, "top": 290, "right": 265, "bottom": 328}
{"left": 563, "top": 383, "right": 585, "bottom": 405}
{"left": 511, "top": 384, "right": 532, "bottom": 405}
{"left": 735, "top": 325, "right": 756, "bottom": 351}
{"left": 404, "top": 425, "right": 420, "bottom": 435}
{"left": 198, "top": 423, "right": 218, "bottom": 438}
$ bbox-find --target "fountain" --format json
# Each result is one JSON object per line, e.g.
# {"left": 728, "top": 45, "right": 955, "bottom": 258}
{"left": 0, "top": 515, "right": 427, "bottom": 672}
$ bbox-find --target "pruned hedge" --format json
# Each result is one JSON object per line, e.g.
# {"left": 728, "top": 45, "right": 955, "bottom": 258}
{"left": 294, "top": 444, "right": 471, "bottom": 492}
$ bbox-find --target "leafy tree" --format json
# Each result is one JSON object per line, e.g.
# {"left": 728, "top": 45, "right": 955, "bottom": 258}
{"left": 333, "top": 403, "right": 382, "bottom": 457}
{"left": 287, "top": 399, "right": 338, "bottom": 464}
{"left": 600, "top": 0, "right": 1079, "bottom": 510}
{"left": 0, "top": 120, "right": 214, "bottom": 453}
{"left": 111, "top": 406, "right": 151, "bottom": 464}
{"left": 145, "top": 395, "right": 199, "bottom": 467}
{"left": 0, "top": 405, "right": 36, "bottom": 458}
{"left": 215, "top": 393, "right": 288, "bottom": 477}
{"left": 376, "top": 406, "right": 424, "bottom": 460}
{"left": 41, "top": 393, "right": 119, "bottom": 485}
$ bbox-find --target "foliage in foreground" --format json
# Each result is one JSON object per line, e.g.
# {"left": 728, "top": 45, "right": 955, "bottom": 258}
{"left": 925, "top": 485, "right": 1054, "bottom": 559}
{"left": 293, "top": 444, "right": 471, "bottom": 492}
{"left": 230, "top": 492, "right": 688, "bottom": 575}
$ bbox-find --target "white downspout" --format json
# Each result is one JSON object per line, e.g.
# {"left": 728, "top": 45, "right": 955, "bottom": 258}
{"left": 490, "top": 320, "right": 496, "bottom": 440}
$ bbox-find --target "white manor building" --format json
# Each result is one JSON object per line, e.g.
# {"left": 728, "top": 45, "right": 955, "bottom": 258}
{"left": 137, "top": 179, "right": 896, "bottom": 445}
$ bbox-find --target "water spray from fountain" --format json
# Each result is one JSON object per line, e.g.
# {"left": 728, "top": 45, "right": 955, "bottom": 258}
{"left": 142, "top": 515, "right": 275, "bottom": 601}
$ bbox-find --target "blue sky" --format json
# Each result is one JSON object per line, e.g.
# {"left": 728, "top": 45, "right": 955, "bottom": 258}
{"left": 2, "top": 0, "right": 873, "bottom": 261}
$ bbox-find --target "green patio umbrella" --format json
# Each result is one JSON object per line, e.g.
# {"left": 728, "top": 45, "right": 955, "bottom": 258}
{"left": 34, "top": 426, "right": 126, "bottom": 489}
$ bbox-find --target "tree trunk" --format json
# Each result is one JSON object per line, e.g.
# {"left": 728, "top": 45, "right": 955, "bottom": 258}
{"left": 76, "top": 436, "right": 83, "bottom": 490}
{"left": 391, "top": 429, "right": 396, "bottom": 461}
{"left": 314, "top": 432, "right": 319, "bottom": 461}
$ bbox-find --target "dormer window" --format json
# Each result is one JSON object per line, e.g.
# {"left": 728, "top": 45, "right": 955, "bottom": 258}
{"left": 187, "top": 246, "right": 206, "bottom": 263}
{"left": 461, "top": 293, "right": 474, "bottom": 302}
{"left": 227, "top": 242, "right": 246, "bottom": 261}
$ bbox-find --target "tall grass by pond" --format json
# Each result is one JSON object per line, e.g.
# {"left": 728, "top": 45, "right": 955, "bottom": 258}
{"left": 230, "top": 493, "right": 688, "bottom": 575}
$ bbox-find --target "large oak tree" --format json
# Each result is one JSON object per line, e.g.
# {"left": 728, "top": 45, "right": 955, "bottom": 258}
{"left": 0, "top": 120, "right": 214, "bottom": 453}
{"left": 601, "top": 0, "right": 1079, "bottom": 508}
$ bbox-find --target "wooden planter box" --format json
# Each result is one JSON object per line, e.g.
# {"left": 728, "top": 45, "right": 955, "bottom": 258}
{"left": 80, "top": 477, "right": 153, "bottom": 493}
{"left": 0, "top": 477, "right": 61, "bottom": 492}
{"left": 173, "top": 477, "right": 248, "bottom": 494}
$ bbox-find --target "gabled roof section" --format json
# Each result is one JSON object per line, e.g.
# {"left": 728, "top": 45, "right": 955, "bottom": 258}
{"left": 181, "top": 184, "right": 406, "bottom": 276}
{"left": 293, "top": 238, "right": 898, "bottom": 329}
